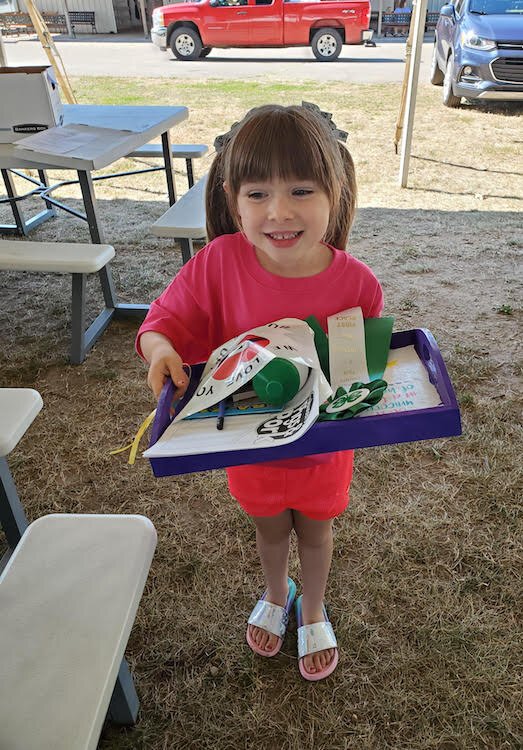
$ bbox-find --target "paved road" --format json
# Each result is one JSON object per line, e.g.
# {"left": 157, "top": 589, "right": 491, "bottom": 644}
{"left": 3, "top": 32, "right": 433, "bottom": 83}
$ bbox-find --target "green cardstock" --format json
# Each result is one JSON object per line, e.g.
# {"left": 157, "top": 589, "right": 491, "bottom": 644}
{"left": 305, "top": 315, "right": 330, "bottom": 382}
{"left": 364, "top": 316, "right": 394, "bottom": 381}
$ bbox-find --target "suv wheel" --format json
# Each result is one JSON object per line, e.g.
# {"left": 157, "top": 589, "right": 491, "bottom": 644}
{"left": 170, "top": 28, "right": 203, "bottom": 60}
{"left": 311, "top": 28, "right": 343, "bottom": 61}
{"left": 443, "top": 53, "right": 461, "bottom": 107}
{"left": 430, "top": 42, "right": 444, "bottom": 85}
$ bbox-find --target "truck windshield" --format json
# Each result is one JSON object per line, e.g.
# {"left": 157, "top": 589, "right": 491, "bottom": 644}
{"left": 469, "top": 0, "right": 523, "bottom": 13}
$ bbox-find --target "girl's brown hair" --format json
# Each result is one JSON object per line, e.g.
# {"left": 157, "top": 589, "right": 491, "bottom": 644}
{"left": 205, "top": 104, "right": 356, "bottom": 250}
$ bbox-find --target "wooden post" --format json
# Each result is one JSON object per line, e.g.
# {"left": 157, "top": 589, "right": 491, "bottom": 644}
{"left": 22, "top": 0, "right": 77, "bottom": 103}
{"left": 399, "top": 0, "right": 428, "bottom": 187}
{"left": 393, "top": 9, "right": 415, "bottom": 153}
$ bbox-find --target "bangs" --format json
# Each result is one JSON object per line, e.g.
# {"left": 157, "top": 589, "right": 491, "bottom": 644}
{"left": 225, "top": 106, "right": 339, "bottom": 200}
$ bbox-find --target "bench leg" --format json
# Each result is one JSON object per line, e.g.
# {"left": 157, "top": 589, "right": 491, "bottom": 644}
{"left": 161, "top": 131, "right": 177, "bottom": 206}
{"left": 0, "top": 457, "right": 29, "bottom": 550}
{"left": 108, "top": 657, "right": 140, "bottom": 725}
{"left": 98, "top": 263, "right": 118, "bottom": 310}
{"left": 71, "top": 272, "right": 116, "bottom": 364}
{"left": 71, "top": 273, "right": 88, "bottom": 364}
{"left": 185, "top": 158, "right": 194, "bottom": 189}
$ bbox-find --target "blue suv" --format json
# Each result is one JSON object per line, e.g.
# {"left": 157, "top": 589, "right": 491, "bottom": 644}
{"left": 430, "top": 0, "right": 523, "bottom": 107}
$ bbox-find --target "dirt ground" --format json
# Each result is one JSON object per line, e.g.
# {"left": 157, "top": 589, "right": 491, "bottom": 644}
{"left": 1, "top": 81, "right": 522, "bottom": 749}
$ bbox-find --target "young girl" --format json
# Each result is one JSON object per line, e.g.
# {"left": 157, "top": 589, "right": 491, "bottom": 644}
{"left": 136, "top": 104, "right": 383, "bottom": 681}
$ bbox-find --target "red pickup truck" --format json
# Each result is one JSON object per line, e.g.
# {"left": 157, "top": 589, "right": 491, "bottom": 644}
{"left": 151, "top": 0, "right": 371, "bottom": 61}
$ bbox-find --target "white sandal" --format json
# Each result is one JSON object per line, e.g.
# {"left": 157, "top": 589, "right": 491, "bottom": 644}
{"left": 295, "top": 594, "right": 339, "bottom": 681}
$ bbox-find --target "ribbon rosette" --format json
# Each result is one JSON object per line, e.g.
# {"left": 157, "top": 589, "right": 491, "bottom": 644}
{"left": 318, "top": 379, "right": 388, "bottom": 421}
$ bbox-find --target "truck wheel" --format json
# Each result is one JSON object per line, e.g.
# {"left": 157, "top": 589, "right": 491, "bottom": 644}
{"left": 311, "top": 28, "right": 343, "bottom": 61}
{"left": 199, "top": 46, "right": 212, "bottom": 58}
{"left": 443, "top": 53, "right": 461, "bottom": 108}
{"left": 170, "top": 28, "right": 203, "bottom": 60}
{"left": 430, "top": 42, "right": 443, "bottom": 86}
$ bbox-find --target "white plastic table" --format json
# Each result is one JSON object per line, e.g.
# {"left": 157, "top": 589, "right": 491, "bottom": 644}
{"left": 0, "top": 104, "right": 189, "bottom": 241}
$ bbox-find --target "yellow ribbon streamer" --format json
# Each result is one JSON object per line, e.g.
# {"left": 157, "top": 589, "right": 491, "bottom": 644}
{"left": 110, "top": 409, "right": 156, "bottom": 465}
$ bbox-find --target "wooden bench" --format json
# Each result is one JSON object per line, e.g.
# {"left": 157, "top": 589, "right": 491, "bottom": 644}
{"left": 381, "top": 12, "right": 412, "bottom": 36}
{"left": 425, "top": 12, "right": 440, "bottom": 30}
{"left": 0, "top": 12, "right": 33, "bottom": 36}
{"left": 0, "top": 512, "right": 157, "bottom": 749}
{"left": 127, "top": 143, "right": 209, "bottom": 190}
{"left": 380, "top": 11, "right": 439, "bottom": 36}
{"left": 69, "top": 10, "right": 97, "bottom": 34}
{"left": 0, "top": 240, "right": 117, "bottom": 364}
{"left": 43, "top": 13, "right": 68, "bottom": 33}
{"left": 150, "top": 172, "right": 207, "bottom": 265}
{"left": 0, "top": 11, "right": 67, "bottom": 35}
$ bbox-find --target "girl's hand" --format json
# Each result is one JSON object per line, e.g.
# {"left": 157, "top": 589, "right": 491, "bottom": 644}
{"left": 140, "top": 332, "right": 190, "bottom": 401}
{"left": 148, "top": 347, "right": 189, "bottom": 401}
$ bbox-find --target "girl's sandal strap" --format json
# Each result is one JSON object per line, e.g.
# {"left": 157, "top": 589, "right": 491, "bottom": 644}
{"left": 297, "top": 621, "right": 337, "bottom": 658}
{"left": 248, "top": 600, "right": 289, "bottom": 639}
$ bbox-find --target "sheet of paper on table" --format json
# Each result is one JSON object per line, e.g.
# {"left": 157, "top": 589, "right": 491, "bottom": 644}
{"left": 66, "top": 110, "right": 160, "bottom": 133}
{"left": 14, "top": 125, "right": 133, "bottom": 157}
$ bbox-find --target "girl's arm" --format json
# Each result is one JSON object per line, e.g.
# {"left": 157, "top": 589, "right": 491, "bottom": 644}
{"left": 140, "top": 331, "right": 190, "bottom": 401}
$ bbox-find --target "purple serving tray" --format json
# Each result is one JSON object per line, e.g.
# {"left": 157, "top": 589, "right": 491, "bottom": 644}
{"left": 148, "top": 328, "right": 461, "bottom": 477}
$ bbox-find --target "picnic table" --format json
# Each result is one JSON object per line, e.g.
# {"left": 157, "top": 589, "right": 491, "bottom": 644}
{"left": 0, "top": 104, "right": 189, "bottom": 242}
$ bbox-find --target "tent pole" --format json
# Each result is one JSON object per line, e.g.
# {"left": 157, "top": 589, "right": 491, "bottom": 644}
{"left": 139, "top": 0, "right": 149, "bottom": 38}
{"left": 399, "top": 0, "right": 428, "bottom": 187}
{"left": 0, "top": 29, "right": 7, "bottom": 67}
{"left": 393, "top": 9, "right": 415, "bottom": 153}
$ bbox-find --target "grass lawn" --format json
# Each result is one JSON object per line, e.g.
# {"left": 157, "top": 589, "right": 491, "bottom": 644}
{"left": 1, "top": 78, "right": 521, "bottom": 750}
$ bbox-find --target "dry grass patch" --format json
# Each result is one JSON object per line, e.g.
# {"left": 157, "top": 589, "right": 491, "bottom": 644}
{"left": 1, "top": 80, "right": 522, "bottom": 749}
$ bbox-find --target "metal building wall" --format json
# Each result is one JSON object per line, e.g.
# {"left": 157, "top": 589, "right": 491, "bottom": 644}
{"left": 35, "top": 0, "right": 118, "bottom": 33}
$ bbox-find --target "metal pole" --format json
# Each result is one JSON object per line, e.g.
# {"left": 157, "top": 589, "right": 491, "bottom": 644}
{"left": 0, "top": 28, "right": 7, "bottom": 67}
{"left": 378, "top": 0, "right": 383, "bottom": 37}
{"left": 398, "top": 0, "right": 428, "bottom": 187}
{"left": 61, "top": 0, "right": 74, "bottom": 37}
{"left": 139, "top": 0, "right": 149, "bottom": 38}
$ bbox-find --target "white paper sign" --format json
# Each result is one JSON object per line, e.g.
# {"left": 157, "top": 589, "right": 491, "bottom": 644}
{"left": 172, "top": 318, "right": 331, "bottom": 424}
{"left": 360, "top": 345, "right": 442, "bottom": 416}
{"left": 144, "top": 367, "right": 321, "bottom": 458}
{"left": 327, "top": 306, "right": 369, "bottom": 388}
{"left": 144, "top": 318, "right": 332, "bottom": 459}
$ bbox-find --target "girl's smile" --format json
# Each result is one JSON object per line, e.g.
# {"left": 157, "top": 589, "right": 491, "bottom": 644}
{"left": 264, "top": 230, "right": 304, "bottom": 248}
{"left": 231, "top": 178, "right": 333, "bottom": 277}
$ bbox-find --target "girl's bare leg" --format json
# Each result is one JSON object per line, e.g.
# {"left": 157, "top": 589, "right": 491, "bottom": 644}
{"left": 293, "top": 510, "right": 336, "bottom": 675}
{"left": 248, "top": 509, "right": 293, "bottom": 652}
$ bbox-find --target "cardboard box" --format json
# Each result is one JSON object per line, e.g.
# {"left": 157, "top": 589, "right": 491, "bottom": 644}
{"left": 0, "top": 66, "right": 63, "bottom": 143}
